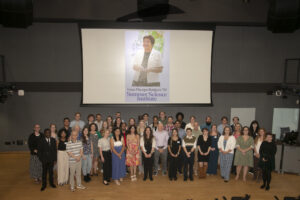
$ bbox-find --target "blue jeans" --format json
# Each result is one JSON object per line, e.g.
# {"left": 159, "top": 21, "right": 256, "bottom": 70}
{"left": 82, "top": 154, "right": 92, "bottom": 176}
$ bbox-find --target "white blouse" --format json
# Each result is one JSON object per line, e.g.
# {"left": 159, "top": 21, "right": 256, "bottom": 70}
{"left": 217, "top": 135, "right": 236, "bottom": 154}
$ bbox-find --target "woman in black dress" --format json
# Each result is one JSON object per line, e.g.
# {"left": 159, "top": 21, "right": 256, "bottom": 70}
{"left": 168, "top": 129, "right": 182, "bottom": 181}
{"left": 140, "top": 127, "right": 155, "bottom": 181}
{"left": 197, "top": 128, "right": 211, "bottom": 178}
{"left": 259, "top": 132, "right": 277, "bottom": 191}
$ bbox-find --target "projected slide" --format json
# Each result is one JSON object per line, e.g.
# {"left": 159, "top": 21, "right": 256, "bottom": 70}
{"left": 125, "top": 30, "right": 170, "bottom": 103}
{"left": 81, "top": 28, "right": 213, "bottom": 104}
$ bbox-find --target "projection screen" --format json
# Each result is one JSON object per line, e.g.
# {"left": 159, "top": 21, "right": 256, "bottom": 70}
{"left": 81, "top": 26, "right": 213, "bottom": 105}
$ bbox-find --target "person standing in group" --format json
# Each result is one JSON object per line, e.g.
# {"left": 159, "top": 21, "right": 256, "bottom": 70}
{"left": 200, "top": 116, "right": 213, "bottom": 132}
{"left": 197, "top": 128, "right": 211, "bottom": 178}
{"left": 128, "top": 118, "right": 136, "bottom": 127}
{"left": 28, "top": 124, "right": 43, "bottom": 184}
{"left": 94, "top": 113, "right": 103, "bottom": 131}
{"left": 175, "top": 112, "right": 186, "bottom": 130}
{"left": 174, "top": 120, "right": 186, "bottom": 174}
{"left": 114, "top": 117, "right": 122, "bottom": 129}
{"left": 73, "top": 124, "right": 82, "bottom": 140}
{"left": 217, "top": 116, "right": 231, "bottom": 135}
{"left": 153, "top": 123, "right": 169, "bottom": 176}
{"left": 89, "top": 123, "right": 100, "bottom": 176}
{"left": 218, "top": 126, "right": 236, "bottom": 182}
{"left": 60, "top": 117, "right": 72, "bottom": 139}
{"left": 158, "top": 111, "right": 167, "bottom": 126}
{"left": 168, "top": 129, "right": 182, "bottom": 181}
{"left": 140, "top": 127, "right": 156, "bottom": 181}
{"left": 38, "top": 128, "right": 57, "bottom": 191}
{"left": 234, "top": 126, "right": 254, "bottom": 182}
{"left": 110, "top": 128, "right": 126, "bottom": 185}
{"left": 231, "top": 117, "right": 240, "bottom": 132}
{"left": 86, "top": 114, "right": 95, "bottom": 128}
{"left": 137, "top": 120, "right": 146, "bottom": 175}
{"left": 99, "top": 129, "right": 112, "bottom": 185}
{"left": 259, "top": 132, "right": 277, "bottom": 191}
{"left": 185, "top": 116, "right": 199, "bottom": 131}
{"left": 81, "top": 127, "right": 93, "bottom": 182}
{"left": 253, "top": 128, "right": 266, "bottom": 182}
{"left": 66, "top": 131, "right": 85, "bottom": 192}
{"left": 70, "top": 112, "right": 85, "bottom": 131}
{"left": 231, "top": 123, "right": 242, "bottom": 174}
{"left": 192, "top": 122, "right": 202, "bottom": 176}
{"left": 57, "top": 129, "right": 69, "bottom": 186}
{"left": 182, "top": 128, "right": 197, "bottom": 181}
{"left": 150, "top": 115, "right": 159, "bottom": 131}
{"left": 142, "top": 113, "right": 150, "bottom": 126}
{"left": 165, "top": 116, "right": 175, "bottom": 136}
{"left": 106, "top": 116, "right": 113, "bottom": 127}
{"left": 126, "top": 126, "right": 140, "bottom": 181}
{"left": 100, "top": 121, "right": 109, "bottom": 136}
{"left": 250, "top": 120, "right": 260, "bottom": 139}
{"left": 207, "top": 127, "right": 219, "bottom": 176}
{"left": 50, "top": 124, "right": 57, "bottom": 140}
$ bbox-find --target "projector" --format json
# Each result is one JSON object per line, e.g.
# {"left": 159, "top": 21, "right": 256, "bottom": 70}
{"left": 0, "top": 83, "right": 17, "bottom": 103}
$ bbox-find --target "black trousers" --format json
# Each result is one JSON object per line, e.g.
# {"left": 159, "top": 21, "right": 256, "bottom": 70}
{"left": 262, "top": 168, "right": 272, "bottom": 186}
{"left": 143, "top": 156, "right": 153, "bottom": 179}
{"left": 183, "top": 152, "right": 194, "bottom": 179}
{"left": 169, "top": 156, "right": 179, "bottom": 178}
{"left": 42, "top": 161, "right": 54, "bottom": 187}
{"left": 102, "top": 151, "right": 112, "bottom": 181}
{"left": 177, "top": 150, "right": 183, "bottom": 173}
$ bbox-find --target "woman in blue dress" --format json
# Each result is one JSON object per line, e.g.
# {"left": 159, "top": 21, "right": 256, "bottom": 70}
{"left": 110, "top": 127, "right": 126, "bottom": 185}
{"left": 207, "top": 125, "right": 219, "bottom": 175}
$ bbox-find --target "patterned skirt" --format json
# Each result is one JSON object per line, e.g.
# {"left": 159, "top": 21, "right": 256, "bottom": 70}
{"left": 29, "top": 154, "right": 42, "bottom": 179}
{"left": 126, "top": 144, "right": 140, "bottom": 167}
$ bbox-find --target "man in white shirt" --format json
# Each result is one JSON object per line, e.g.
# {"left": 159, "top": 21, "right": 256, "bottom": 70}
{"left": 132, "top": 35, "right": 163, "bottom": 87}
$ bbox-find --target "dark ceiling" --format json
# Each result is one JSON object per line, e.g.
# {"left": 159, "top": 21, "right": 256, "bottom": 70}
{"left": 33, "top": 0, "right": 270, "bottom": 25}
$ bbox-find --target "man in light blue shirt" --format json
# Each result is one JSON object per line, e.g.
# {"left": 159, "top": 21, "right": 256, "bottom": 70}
{"left": 70, "top": 112, "right": 85, "bottom": 131}
{"left": 217, "top": 116, "right": 231, "bottom": 134}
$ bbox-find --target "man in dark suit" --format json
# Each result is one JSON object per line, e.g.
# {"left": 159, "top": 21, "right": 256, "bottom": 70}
{"left": 38, "top": 128, "right": 57, "bottom": 191}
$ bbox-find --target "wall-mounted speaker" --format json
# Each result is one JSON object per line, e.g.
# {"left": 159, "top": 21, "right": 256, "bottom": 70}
{"left": 0, "top": 0, "right": 33, "bottom": 28}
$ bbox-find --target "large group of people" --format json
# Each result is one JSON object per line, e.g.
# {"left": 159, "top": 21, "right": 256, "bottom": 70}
{"left": 28, "top": 111, "right": 277, "bottom": 192}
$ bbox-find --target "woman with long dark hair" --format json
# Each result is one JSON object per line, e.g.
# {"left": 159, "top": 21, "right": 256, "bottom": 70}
{"left": 140, "top": 126, "right": 156, "bottom": 181}
{"left": 89, "top": 123, "right": 100, "bottom": 176}
{"left": 250, "top": 120, "right": 260, "bottom": 139}
{"left": 126, "top": 125, "right": 140, "bottom": 181}
{"left": 168, "top": 128, "right": 181, "bottom": 181}
{"left": 110, "top": 128, "right": 126, "bottom": 185}
{"left": 57, "top": 129, "right": 69, "bottom": 186}
{"left": 81, "top": 127, "right": 93, "bottom": 182}
{"left": 150, "top": 115, "right": 159, "bottom": 131}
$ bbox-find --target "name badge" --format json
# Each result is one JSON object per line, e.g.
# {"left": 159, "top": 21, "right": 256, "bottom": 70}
{"left": 177, "top": 141, "right": 180, "bottom": 144}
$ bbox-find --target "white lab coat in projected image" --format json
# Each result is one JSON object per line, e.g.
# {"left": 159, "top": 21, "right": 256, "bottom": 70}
{"left": 132, "top": 49, "right": 162, "bottom": 84}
